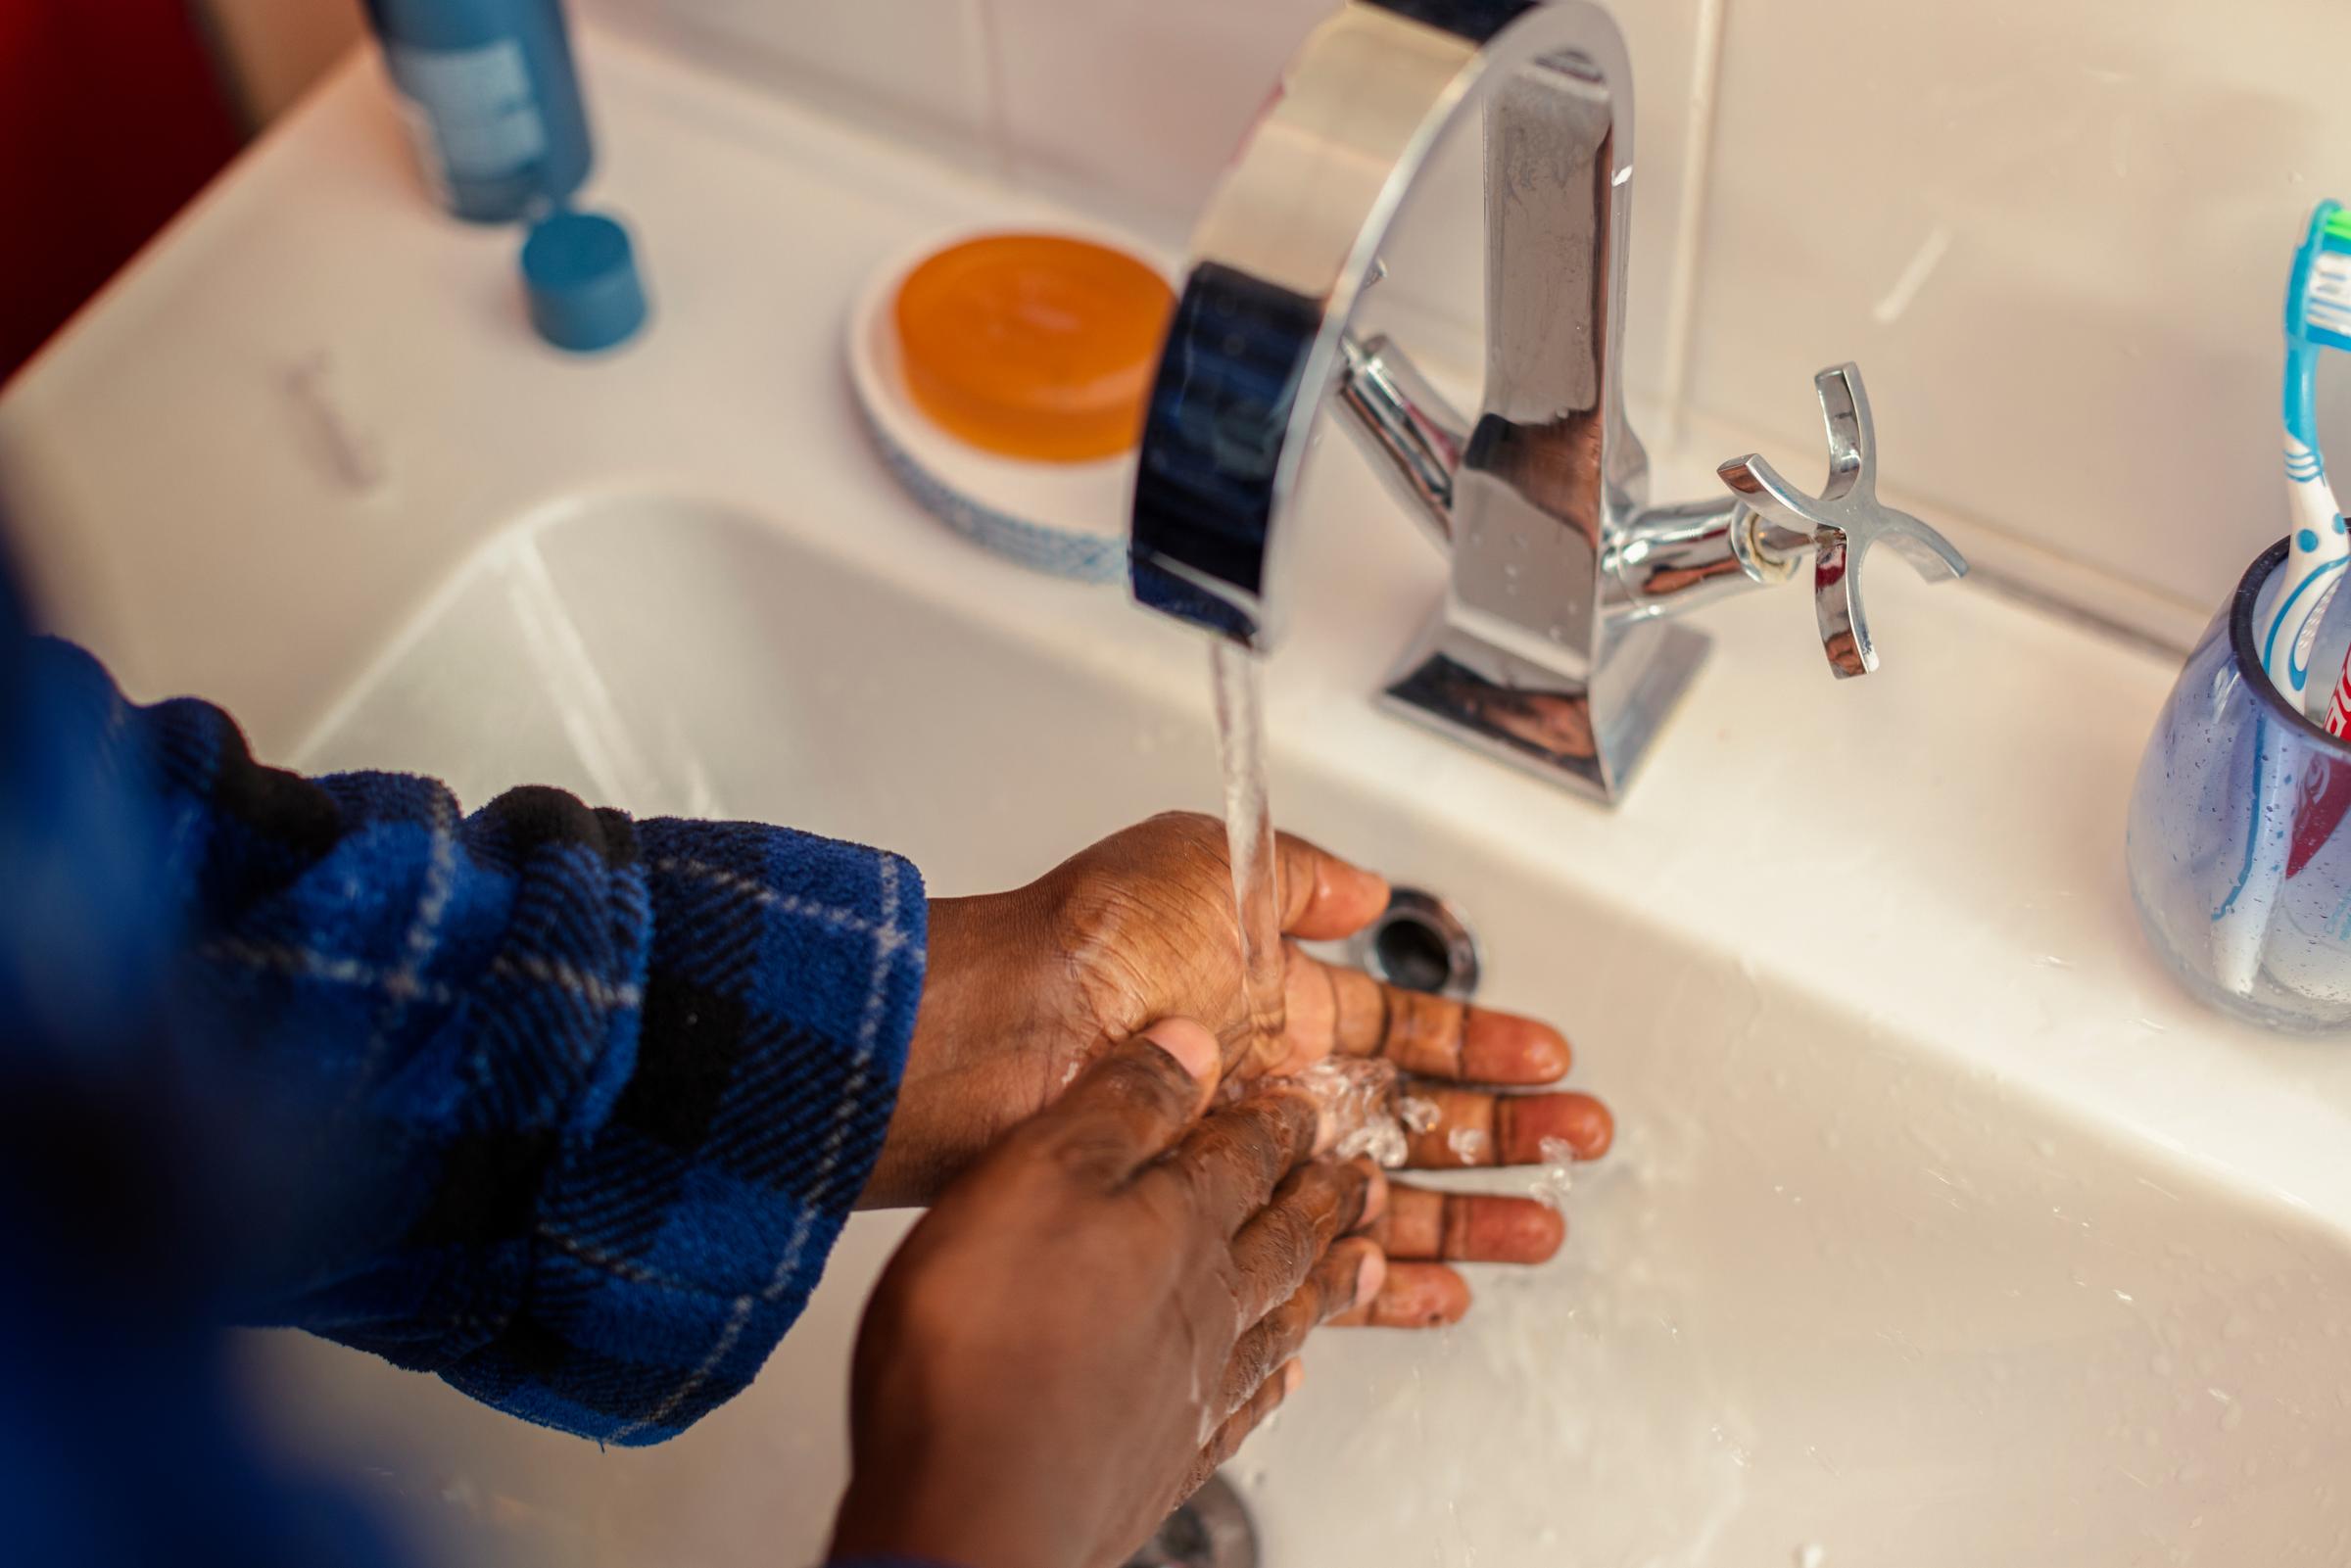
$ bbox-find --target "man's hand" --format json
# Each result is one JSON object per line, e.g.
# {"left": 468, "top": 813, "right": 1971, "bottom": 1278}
{"left": 832, "top": 1021, "right": 1384, "bottom": 1568}
{"left": 861, "top": 813, "right": 1610, "bottom": 1327}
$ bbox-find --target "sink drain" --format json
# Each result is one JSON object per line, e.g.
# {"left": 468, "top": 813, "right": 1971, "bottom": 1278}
{"left": 1350, "top": 886, "right": 1480, "bottom": 999}
{"left": 1126, "top": 1475, "right": 1258, "bottom": 1568}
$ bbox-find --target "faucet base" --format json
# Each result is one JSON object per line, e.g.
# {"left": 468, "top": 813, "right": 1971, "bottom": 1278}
{"left": 1379, "top": 610, "right": 1710, "bottom": 804}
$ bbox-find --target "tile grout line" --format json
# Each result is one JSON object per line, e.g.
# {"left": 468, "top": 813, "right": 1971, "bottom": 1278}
{"left": 964, "top": 0, "right": 1018, "bottom": 188}
{"left": 1655, "top": 0, "right": 1731, "bottom": 453}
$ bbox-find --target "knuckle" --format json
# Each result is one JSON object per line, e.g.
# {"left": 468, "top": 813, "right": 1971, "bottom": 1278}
{"left": 1178, "top": 1125, "right": 1248, "bottom": 1207}
{"left": 1202, "top": 1109, "right": 1286, "bottom": 1192}
{"left": 1104, "top": 1046, "right": 1180, "bottom": 1099}
{"left": 1042, "top": 1123, "right": 1135, "bottom": 1187}
{"left": 1132, "top": 1170, "right": 1200, "bottom": 1244}
{"left": 1240, "top": 1090, "right": 1317, "bottom": 1165}
{"left": 1142, "top": 810, "right": 1223, "bottom": 869}
{"left": 1259, "top": 1205, "right": 1319, "bottom": 1281}
{"left": 1241, "top": 1118, "right": 1298, "bottom": 1188}
{"left": 1275, "top": 1091, "right": 1321, "bottom": 1157}
{"left": 1149, "top": 808, "right": 1219, "bottom": 838}
{"left": 1332, "top": 1162, "right": 1375, "bottom": 1232}
{"left": 1271, "top": 1282, "right": 1322, "bottom": 1347}
{"left": 1102, "top": 1048, "right": 1197, "bottom": 1122}
{"left": 1228, "top": 1332, "right": 1276, "bottom": 1399}
{"left": 1209, "top": 1423, "right": 1241, "bottom": 1467}
{"left": 1272, "top": 1164, "right": 1342, "bottom": 1239}
{"left": 1319, "top": 1244, "right": 1368, "bottom": 1317}
{"left": 1265, "top": 1162, "right": 1318, "bottom": 1213}
{"left": 1215, "top": 1401, "right": 1263, "bottom": 1464}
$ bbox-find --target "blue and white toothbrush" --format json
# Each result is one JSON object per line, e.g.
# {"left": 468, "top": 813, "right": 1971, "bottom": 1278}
{"left": 2265, "top": 201, "right": 2351, "bottom": 698}
{"left": 2216, "top": 203, "right": 2351, "bottom": 996}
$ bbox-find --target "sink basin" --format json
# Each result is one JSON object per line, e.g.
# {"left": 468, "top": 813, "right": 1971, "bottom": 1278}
{"left": 241, "top": 493, "right": 2351, "bottom": 1568}
{"left": 11, "top": 23, "right": 2351, "bottom": 1568}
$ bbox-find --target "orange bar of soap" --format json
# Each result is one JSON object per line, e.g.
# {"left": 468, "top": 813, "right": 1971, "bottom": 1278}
{"left": 894, "top": 233, "right": 1175, "bottom": 463}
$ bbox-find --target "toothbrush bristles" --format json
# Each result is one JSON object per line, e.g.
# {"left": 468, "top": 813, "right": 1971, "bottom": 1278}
{"left": 2308, "top": 252, "right": 2351, "bottom": 344}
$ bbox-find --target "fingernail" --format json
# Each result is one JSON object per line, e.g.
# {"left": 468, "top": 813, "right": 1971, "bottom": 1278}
{"left": 1464, "top": 1016, "right": 1571, "bottom": 1083}
{"left": 1283, "top": 1359, "right": 1307, "bottom": 1394}
{"left": 1499, "top": 1092, "right": 1614, "bottom": 1163}
{"left": 1461, "top": 1199, "right": 1565, "bottom": 1264}
{"left": 1374, "top": 1263, "right": 1471, "bottom": 1328}
{"left": 1355, "top": 1246, "right": 1388, "bottom": 1307}
{"left": 1142, "top": 1018, "right": 1222, "bottom": 1086}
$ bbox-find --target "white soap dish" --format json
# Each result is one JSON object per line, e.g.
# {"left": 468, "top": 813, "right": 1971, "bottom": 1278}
{"left": 845, "top": 229, "right": 1163, "bottom": 585}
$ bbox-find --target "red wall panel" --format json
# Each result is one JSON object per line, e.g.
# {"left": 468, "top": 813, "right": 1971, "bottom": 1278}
{"left": 0, "top": 0, "right": 244, "bottom": 383}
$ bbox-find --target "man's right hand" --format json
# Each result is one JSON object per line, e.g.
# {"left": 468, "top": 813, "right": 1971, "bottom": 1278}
{"left": 830, "top": 1019, "right": 1384, "bottom": 1568}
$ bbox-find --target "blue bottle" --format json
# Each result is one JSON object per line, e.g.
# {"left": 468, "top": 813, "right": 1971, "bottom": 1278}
{"left": 362, "top": 0, "right": 593, "bottom": 223}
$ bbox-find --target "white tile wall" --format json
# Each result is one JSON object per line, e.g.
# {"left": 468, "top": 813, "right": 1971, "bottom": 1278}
{"left": 531, "top": 1, "right": 2351, "bottom": 643}
{"left": 982, "top": 0, "right": 1332, "bottom": 244}
{"left": 1683, "top": 0, "right": 2351, "bottom": 639}
{"left": 576, "top": 0, "right": 993, "bottom": 163}
{"left": 1352, "top": 0, "right": 1706, "bottom": 404}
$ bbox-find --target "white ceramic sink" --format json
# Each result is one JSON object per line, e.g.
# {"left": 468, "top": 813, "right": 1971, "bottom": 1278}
{"left": 233, "top": 492, "right": 2350, "bottom": 1568}
{"left": 13, "top": 24, "right": 2351, "bottom": 1568}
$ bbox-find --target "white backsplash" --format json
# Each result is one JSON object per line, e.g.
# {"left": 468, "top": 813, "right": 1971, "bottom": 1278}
{"left": 577, "top": 0, "right": 2351, "bottom": 647}
{"left": 578, "top": 0, "right": 992, "bottom": 155}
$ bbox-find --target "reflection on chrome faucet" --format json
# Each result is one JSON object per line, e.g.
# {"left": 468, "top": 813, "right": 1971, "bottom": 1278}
{"left": 1130, "top": 0, "right": 1967, "bottom": 803}
{"left": 1387, "top": 654, "right": 1597, "bottom": 770}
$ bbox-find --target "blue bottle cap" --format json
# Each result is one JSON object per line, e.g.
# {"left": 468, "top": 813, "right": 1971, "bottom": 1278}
{"left": 521, "top": 210, "right": 648, "bottom": 353}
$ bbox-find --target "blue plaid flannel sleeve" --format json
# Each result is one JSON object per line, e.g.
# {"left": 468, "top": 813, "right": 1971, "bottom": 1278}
{"left": 38, "top": 637, "right": 929, "bottom": 1446}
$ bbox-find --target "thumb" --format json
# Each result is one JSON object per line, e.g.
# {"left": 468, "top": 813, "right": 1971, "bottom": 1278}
{"left": 1026, "top": 1019, "right": 1223, "bottom": 1191}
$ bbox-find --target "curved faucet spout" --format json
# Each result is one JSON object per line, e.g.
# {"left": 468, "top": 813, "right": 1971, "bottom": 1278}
{"left": 1129, "top": 0, "right": 1640, "bottom": 655}
{"left": 1129, "top": 0, "right": 1965, "bottom": 801}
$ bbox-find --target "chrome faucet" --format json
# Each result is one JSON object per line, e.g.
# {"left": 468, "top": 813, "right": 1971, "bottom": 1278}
{"left": 1128, "top": 0, "right": 1967, "bottom": 803}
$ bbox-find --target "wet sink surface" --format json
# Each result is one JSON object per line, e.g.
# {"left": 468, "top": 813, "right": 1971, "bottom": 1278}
{"left": 248, "top": 495, "right": 2351, "bottom": 1568}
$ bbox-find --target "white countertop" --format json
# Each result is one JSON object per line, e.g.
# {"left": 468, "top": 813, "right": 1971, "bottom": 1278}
{"left": 5, "top": 25, "right": 2349, "bottom": 1254}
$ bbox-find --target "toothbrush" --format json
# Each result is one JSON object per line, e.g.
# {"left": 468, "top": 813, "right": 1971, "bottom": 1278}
{"left": 2263, "top": 202, "right": 2351, "bottom": 700}
{"left": 2228, "top": 204, "right": 2351, "bottom": 980}
{"left": 2276, "top": 203, "right": 2351, "bottom": 882}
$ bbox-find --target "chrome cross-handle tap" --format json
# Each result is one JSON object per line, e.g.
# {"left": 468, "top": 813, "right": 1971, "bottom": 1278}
{"left": 1339, "top": 341, "right": 1970, "bottom": 682}
{"left": 1713, "top": 364, "right": 1969, "bottom": 678}
{"left": 1128, "top": 0, "right": 1970, "bottom": 802}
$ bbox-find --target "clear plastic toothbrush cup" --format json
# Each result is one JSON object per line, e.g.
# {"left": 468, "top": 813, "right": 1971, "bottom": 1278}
{"left": 2129, "top": 538, "right": 2351, "bottom": 1031}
